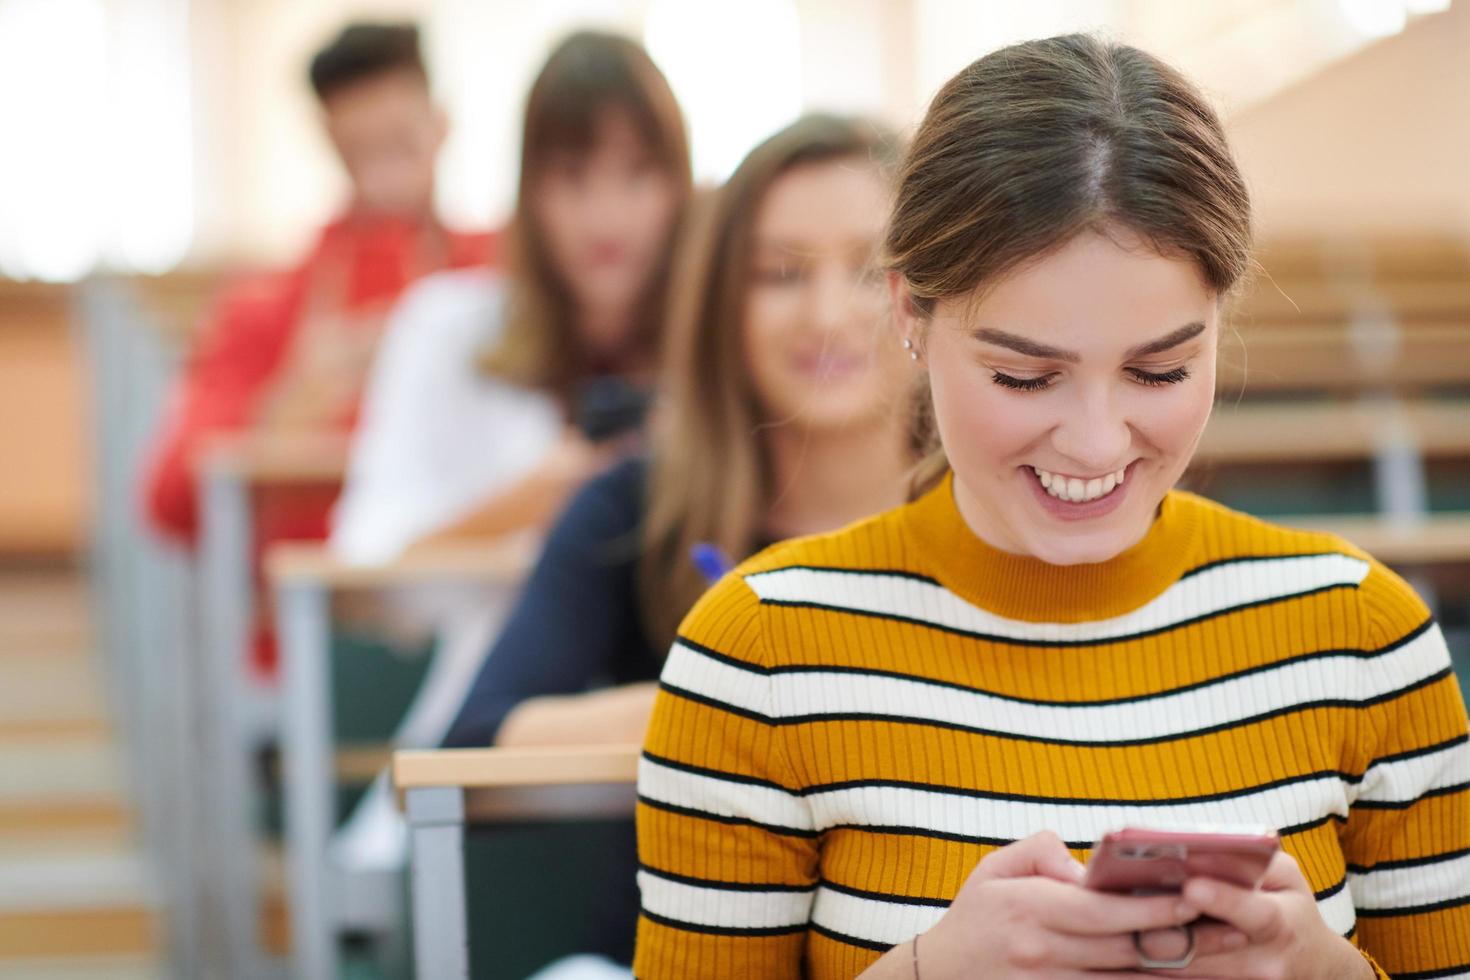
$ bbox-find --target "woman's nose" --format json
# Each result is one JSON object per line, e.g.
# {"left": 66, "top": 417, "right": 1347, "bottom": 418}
{"left": 1050, "top": 391, "right": 1132, "bottom": 473}
{"left": 806, "top": 265, "right": 850, "bottom": 333}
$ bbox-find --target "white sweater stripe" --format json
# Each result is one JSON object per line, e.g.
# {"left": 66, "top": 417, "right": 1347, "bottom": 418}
{"left": 665, "top": 625, "right": 1450, "bottom": 746}
{"left": 745, "top": 553, "right": 1370, "bottom": 645}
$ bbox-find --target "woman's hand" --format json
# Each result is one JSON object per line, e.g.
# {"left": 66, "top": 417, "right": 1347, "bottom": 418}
{"left": 912, "top": 831, "right": 1206, "bottom": 978}
{"left": 1154, "top": 849, "right": 1376, "bottom": 979}
{"left": 495, "top": 682, "right": 659, "bottom": 748}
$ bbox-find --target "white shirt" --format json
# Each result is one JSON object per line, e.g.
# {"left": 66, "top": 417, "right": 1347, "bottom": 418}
{"left": 329, "top": 268, "right": 563, "bottom": 565}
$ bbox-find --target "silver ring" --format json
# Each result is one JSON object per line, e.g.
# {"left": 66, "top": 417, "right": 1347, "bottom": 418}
{"left": 1133, "top": 924, "right": 1195, "bottom": 969}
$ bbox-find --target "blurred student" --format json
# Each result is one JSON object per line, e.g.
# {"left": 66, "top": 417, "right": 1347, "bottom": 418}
{"left": 634, "top": 35, "right": 1470, "bottom": 980}
{"left": 441, "top": 114, "right": 915, "bottom": 971}
{"left": 329, "top": 31, "right": 690, "bottom": 565}
{"left": 321, "top": 30, "right": 689, "bottom": 900}
{"left": 143, "top": 22, "right": 492, "bottom": 545}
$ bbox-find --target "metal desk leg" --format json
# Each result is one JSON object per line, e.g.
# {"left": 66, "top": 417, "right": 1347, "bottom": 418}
{"left": 143, "top": 546, "right": 203, "bottom": 980}
{"left": 79, "top": 280, "right": 206, "bottom": 979}
{"left": 407, "top": 786, "right": 470, "bottom": 980}
{"left": 279, "top": 581, "right": 339, "bottom": 980}
{"left": 199, "top": 465, "right": 273, "bottom": 979}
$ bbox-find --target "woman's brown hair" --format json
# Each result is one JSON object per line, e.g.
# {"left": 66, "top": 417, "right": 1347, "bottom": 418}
{"left": 638, "top": 113, "right": 902, "bottom": 650}
{"left": 485, "top": 31, "right": 692, "bottom": 397}
{"left": 885, "top": 34, "right": 1253, "bottom": 494}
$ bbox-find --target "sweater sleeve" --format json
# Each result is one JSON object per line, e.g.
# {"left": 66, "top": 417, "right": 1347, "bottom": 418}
{"left": 327, "top": 272, "right": 563, "bottom": 564}
{"left": 633, "top": 575, "right": 818, "bottom": 980}
{"left": 1341, "top": 561, "right": 1470, "bottom": 977}
{"left": 440, "top": 459, "right": 647, "bottom": 747}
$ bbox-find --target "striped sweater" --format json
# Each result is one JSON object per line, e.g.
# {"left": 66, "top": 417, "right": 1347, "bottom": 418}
{"left": 633, "top": 474, "right": 1470, "bottom": 979}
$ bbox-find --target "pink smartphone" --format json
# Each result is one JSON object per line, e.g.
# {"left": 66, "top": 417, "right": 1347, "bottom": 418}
{"left": 1085, "top": 826, "right": 1281, "bottom": 895}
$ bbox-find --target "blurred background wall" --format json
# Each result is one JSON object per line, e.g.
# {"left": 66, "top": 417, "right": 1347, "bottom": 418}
{"left": 0, "top": 0, "right": 1462, "bottom": 563}
{"left": 5, "top": 0, "right": 1463, "bottom": 280}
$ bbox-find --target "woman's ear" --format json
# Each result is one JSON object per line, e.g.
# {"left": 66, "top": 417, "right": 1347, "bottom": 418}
{"left": 887, "top": 271, "right": 923, "bottom": 359}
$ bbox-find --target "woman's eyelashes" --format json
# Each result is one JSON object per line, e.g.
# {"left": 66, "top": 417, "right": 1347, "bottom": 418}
{"left": 990, "top": 371, "right": 1055, "bottom": 391}
{"left": 754, "top": 263, "right": 803, "bottom": 285}
{"left": 753, "top": 257, "right": 883, "bottom": 288}
{"left": 988, "top": 364, "right": 1193, "bottom": 391}
{"left": 1126, "top": 365, "right": 1192, "bottom": 386}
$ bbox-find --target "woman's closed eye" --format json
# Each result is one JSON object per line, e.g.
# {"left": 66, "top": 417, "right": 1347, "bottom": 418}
{"left": 989, "top": 365, "right": 1193, "bottom": 392}
{"left": 1126, "top": 365, "right": 1191, "bottom": 386}
{"left": 990, "top": 371, "right": 1056, "bottom": 391}
{"left": 754, "top": 262, "right": 804, "bottom": 285}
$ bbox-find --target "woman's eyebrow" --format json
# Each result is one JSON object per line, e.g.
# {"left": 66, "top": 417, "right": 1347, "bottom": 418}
{"left": 973, "top": 321, "right": 1206, "bottom": 362}
{"left": 972, "top": 328, "right": 1080, "bottom": 363}
{"left": 1126, "top": 321, "right": 1206, "bottom": 358}
{"left": 752, "top": 239, "right": 812, "bottom": 257}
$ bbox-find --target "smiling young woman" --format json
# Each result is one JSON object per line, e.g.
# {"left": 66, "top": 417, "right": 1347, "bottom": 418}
{"left": 632, "top": 34, "right": 1470, "bottom": 980}
{"left": 916, "top": 230, "right": 1220, "bottom": 567}
{"left": 440, "top": 114, "right": 915, "bottom": 972}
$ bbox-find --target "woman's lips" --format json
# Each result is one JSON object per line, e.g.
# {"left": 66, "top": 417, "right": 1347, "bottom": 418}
{"left": 794, "top": 350, "right": 865, "bottom": 379}
{"left": 1024, "top": 460, "right": 1135, "bottom": 521}
{"left": 585, "top": 242, "right": 631, "bottom": 267}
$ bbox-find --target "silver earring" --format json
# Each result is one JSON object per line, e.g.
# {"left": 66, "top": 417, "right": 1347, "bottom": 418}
{"left": 903, "top": 338, "right": 918, "bottom": 361}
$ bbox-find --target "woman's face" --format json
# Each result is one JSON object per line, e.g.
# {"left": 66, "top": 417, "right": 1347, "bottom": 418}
{"left": 531, "top": 110, "right": 680, "bottom": 351}
{"left": 898, "top": 229, "right": 1218, "bottom": 565}
{"left": 741, "top": 159, "right": 906, "bottom": 434}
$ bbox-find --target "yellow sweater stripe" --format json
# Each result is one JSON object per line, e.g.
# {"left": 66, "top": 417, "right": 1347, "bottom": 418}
{"left": 634, "top": 478, "right": 1470, "bottom": 979}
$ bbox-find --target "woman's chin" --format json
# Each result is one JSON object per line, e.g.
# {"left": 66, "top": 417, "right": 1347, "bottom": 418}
{"left": 1016, "top": 522, "right": 1142, "bottom": 567}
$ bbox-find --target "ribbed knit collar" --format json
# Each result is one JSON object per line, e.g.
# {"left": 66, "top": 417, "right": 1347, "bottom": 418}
{"left": 900, "top": 471, "right": 1204, "bottom": 624}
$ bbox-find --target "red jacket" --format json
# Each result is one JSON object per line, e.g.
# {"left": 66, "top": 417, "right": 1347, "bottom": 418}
{"left": 142, "top": 213, "right": 497, "bottom": 544}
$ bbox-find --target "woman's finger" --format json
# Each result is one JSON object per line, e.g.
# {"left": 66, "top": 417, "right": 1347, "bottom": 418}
{"left": 1033, "top": 923, "right": 1246, "bottom": 971}
{"left": 1030, "top": 881, "right": 1197, "bottom": 936}
{"left": 1128, "top": 920, "right": 1255, "bottom": 976}
{"left": 974, "top": 830, "right": 1086, "bottom": 884}
{"left": 1003, "top": 928, "right": 1169, "bottom": 971}
{"left": 1182, "top": 877, "right": 1284, "bottom": 942}
{"left": 1259, "top": 848, "right": 1313, "bottom": 893}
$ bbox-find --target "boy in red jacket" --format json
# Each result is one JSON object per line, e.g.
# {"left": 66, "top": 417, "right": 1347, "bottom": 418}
{"left": 143, "top": 22, "right": 494, "bottom": 545}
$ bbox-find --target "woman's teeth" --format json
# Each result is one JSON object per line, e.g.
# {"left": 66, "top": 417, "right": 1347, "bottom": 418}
{"left": 1033, "top": 466, "right": 1127, "bottom": 503}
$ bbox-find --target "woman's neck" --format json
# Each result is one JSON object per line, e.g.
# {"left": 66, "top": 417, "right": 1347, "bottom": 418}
{"left": 762, "top": 417, "right": 912, "bottom": 541}
{"left": 576, "top": 299, "right": 640, "bottom": 370}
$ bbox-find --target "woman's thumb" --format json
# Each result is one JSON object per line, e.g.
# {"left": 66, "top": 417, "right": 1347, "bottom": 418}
{"left": 977, "top": 831, "right": 1086, "bottom": 884}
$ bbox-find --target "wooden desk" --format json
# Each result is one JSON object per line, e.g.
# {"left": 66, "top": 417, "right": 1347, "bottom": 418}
{"left": 194, "top": 433, "right": 351, "bottom": 980}
{"left": 200, "top": 430, "right": 353, "bottom": 484}
{"left": 1279, "top": 513, "right": 1470, "bottom": 567}
{"left": 1251, "top": 235, "right": 1470, "bottom": 281}
{"left": 268, "top": 541, "right": 533, "bottom": 980}
{"left": 1196, "top": 399, "right": 1470, "bottom": 465}
{"left": 393, "top": 745, "right": 640, "bottom": 980}
{"left": 1218, "top": 321, "right": 1470, "bottom": 395}
{"left": 1235, "top": 279, "right": 1470, "bottom": 323}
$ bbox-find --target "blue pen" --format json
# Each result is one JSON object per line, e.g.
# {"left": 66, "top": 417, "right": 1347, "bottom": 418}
{"left": 690, "top": 542, "right": 735, "bottom": 584}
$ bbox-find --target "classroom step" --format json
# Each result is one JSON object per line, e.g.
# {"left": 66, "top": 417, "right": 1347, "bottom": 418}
{"left": 0, "top": 571, "right": 93, "bottom": 653}
{"left": 0, "top": 850, "right": 157, "bottom": 959}
{"left": 0, "top": 735, "right": 125, "bottom": 808}
{"left": 0, "top": 955, "right": 159, "bottom": 980}
{"left": 0, "top": 567, "right": 159, "bottom": 974}
{"left": 0, "top": 652, "right": 108, "bottom": 737}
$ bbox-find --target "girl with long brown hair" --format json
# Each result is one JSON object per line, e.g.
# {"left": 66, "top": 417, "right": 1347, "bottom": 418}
{"left": 445, "top": 112, "right": 912, "bottom": 745}
{"left": 634, "top": 35, "right": 1470, "bottom": 979}
{"left": 319, "top": 33, "right": 688, "bottom": 961}
{"left": 442, "top": 113, "right": 915, "bottom": 968}
{"left": 331, "top": 30, "right": 690, "bottom": 563}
